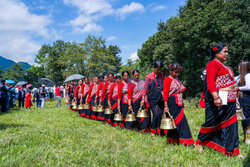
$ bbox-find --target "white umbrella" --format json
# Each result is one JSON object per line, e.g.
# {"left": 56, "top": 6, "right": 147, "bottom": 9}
{"left": 64, "top": 74, "right": 84, "bottom": 83}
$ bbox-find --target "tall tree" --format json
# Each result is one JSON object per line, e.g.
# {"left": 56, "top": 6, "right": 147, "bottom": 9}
{"left": 35, "top": 40, "right": 70, "bottom": 84}
{"left": 80, "top": 35, "right": 121, "bottom": 77}
{"left": 2, "top": 64, "right": 24, "bottom": 82}
{"left": 138, "top": 0, "right": 249, "bottom": 97}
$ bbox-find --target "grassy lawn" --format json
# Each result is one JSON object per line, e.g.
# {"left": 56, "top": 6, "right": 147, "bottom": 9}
{"left": 0, "top": 100, "right": 249, "bottom": 166}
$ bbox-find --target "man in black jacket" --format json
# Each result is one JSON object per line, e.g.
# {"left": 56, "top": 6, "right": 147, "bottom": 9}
{"left": 0, "top": 80, "right": 8, "bottom": 112}
{"left": 18, "top": 86, "right": 25, "bottom": 108}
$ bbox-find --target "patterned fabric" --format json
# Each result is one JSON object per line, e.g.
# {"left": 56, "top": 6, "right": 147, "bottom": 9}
{"left": 75, "top": 85, "right": 83, "bottom": 98}
{"left": 169, "top": 78, "right": 186, "bottom": 107}
{"left": 214, "top": 61, "right": 237, "bottom": 102}
{"left": 83, "top": 84, "right": 90, "bottom": 97}
{"left": 216, "top": 74, "right": 235, "bottom": 89}
{"left": 122, "top": 81, "right": 129, "bottom": 104}
{"left": 101, "top": 81, "right": 113, "bottom": 102}
{"left": 128, "top": 79, "right": 144, "bottom": 103}
{"left": 90, "top": 84, "right": 98, "bottom": 97}
{"left": 143, "top": 72, "right": 165, "bottom": 96}
{"left": 112, "top": 84, "right": 118, "bottom": 99}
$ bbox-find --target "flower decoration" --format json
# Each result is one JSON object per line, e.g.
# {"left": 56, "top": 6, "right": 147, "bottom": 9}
{"left": 212, "top": 46, "right": 217, "bottom": 52}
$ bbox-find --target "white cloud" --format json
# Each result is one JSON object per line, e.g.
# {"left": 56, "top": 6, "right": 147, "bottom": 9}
{"left": 116, "top": 2, "right": 145, "bottom": 20}
{"left": 129, "top": 52, "right": 138, "bottom": 61}
{"left": 151, "top": 5, "right": 167, "bottom": 12}
{"left": 0, "top": 0, "right": 51, "bottom": 36}
{"left": 65, "top": 0, "right": 115, "bottom": 33}
{"left": 0, "top": 33, "right": 40, "bottom": 62}
{"left": 69, "top": 15, "right": 93, "bottom": 26}
{"left": 0, "top": 0, "right": 53, "bottom": 64}
{"left": 74, "top": 23, "right": 103, "bottom": 33}
{"left": 64, "top": 0, "right": 114, "bottom": 15}
{"left": 107, "top": 36, "right": 117, "bottom": 41}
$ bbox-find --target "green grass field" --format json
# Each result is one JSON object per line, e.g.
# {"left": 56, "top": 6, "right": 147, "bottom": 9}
{"left": 0, "top": 100, "right": 249, "bottom": 166}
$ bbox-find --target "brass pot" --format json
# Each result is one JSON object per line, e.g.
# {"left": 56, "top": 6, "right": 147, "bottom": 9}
{"left": 236, "top": 107, "right": 246, "bottom": 121}
{"left": 114, "top": 112, "right": 123, "bottom": 121}
{"left": 105, "top": 107, "right": 113, "bottom": 114}
{"left": 137, "top": 108, "right": 150, "bottom": 118}
{"left": 160, "top": 113, "right": 176, "bottom": 130}
{"left": 72, "top": 102, "right": 78, "bottom": 110}
{"left": 96, "top": 105, "right": 104, "bottom": 113}
{"left": 78, "top": 104, "right": 84, "bottom": 110}
{"left": 64, "top": 98, "right": 70, "bottom": 104}
{"left": 83, "top": 103, "right": 90, "bottom": 109}
{"left": 92, "top": 105, "right": 97, "bottom": 112}
{"left": 126, "top": 110, "right": 136, "bottom": 122}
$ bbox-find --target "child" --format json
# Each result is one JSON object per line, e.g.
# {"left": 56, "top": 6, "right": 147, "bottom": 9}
{"left": 25, "top": 89, "right": 32, "bottom": 109}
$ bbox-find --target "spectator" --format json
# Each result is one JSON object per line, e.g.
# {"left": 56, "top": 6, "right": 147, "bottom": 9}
{"left": 18, "top": 86, "right": 25, "bottom": 108}
{"left": 0, "top": 80, "right": 8, "bottom": 112}
{"left": 40, "top": 85, "right": 47, "bottom": 108}
{"left": 9, "top": 84, "right": 16, "bottom": 108}
{"left": 49, "top": 87, "right": 53, "bottom": 99}
{"left": 60, "top": 85, "right": 64, "bottom": 98}
{"left": 33, "top": 87, "right": 41, "bottom": 108}
{"left": 56, "top": 84, "right": 62, "bottom": 107}
{"left": 5, "top": 82, "right": 11, "bottom": 112}
{"left": 25, "top": 89, "right": 32, "bottom": 109}
{"left": 14, "top": 85, "right": 19, "bottom": 105}
{"left": 53, "top": 84, "right": 56, "bottom": 99}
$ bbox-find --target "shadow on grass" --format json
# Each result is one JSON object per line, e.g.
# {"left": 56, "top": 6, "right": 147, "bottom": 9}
{"left": 0, "top": 123, "right": 28, "bottom": 130}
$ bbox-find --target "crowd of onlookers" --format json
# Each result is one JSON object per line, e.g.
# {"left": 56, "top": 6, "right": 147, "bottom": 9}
{"left": 0, "top": 80, "right": 66, "bottom": 112}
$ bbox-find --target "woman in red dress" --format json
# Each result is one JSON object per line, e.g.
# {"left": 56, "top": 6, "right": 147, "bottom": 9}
{"left": 82, "top": 77, "right": 91, "bottom": 118}
{"left": 143, "top": 60, "right": 165, "bottom": 137}
{"left": 196, "top": 44, "right": 241, "bottom": 157}
{"left": 163, "top": 63, "right": 195, "bottom": 146}
{"left": 108, "top": 75, "right": 122, "bottom": 127}
{"left": 87, "top": 76, "right": 99, "bottom": 120}
{"left": 96, "top": 75, "right": 108, "bottom": 121}
{"left": 25, "top": 89, "right": 32, "bottom": 109}
{"left": 100, "top": 73, "right": 114, "bottom": 125}
{"left": 74, "top": 80, "right": 84, "bottom": 113}
{"left": 118, "top": 71, "right": 132, "bottom": 130}
{"left": 128, "top": 70, "right": 151, "bottom": 132}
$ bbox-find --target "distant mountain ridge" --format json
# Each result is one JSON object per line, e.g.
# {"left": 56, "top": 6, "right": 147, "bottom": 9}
{"left": 0, "top": 56, "right": 31, "bottom": 71}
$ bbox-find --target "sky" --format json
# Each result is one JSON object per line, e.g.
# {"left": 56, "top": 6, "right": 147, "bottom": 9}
{"left": 0, "top": 0, "right": 186, "bottom": 64}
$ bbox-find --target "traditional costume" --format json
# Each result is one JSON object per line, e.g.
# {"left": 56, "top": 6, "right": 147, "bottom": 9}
{"left": 163, "top": 76, "right": 195, "bottom": 145}
{"left": 196, "top": 59, "right": 239, "bottom": 156}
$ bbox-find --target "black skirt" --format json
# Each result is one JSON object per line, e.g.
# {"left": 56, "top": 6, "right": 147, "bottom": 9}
{"left": 132, "top": 97, "right": 151, "bottom": 132}
{"left": 97, "top": 97, "right": 105, "bottom": 121}
{"left": 196, "top": 91, "right": 240, "bottom": 156}
{"left": 166, "top": 96, "right": 194, "bottom": 145}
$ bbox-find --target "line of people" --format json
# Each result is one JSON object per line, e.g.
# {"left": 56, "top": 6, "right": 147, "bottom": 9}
{"left": 65, "top": 44, "right": 249, "bottom": 158}
{"left": 0, "top": 83, "right": 61, "bottom": 111}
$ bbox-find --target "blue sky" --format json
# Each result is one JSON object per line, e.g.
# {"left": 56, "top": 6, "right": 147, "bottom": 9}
{"left": 0, "top": 0, "right": 186, "bottom": 64}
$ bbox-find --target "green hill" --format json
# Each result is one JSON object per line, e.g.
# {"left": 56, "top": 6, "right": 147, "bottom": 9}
{"left": 0, "top": 56, "right": 31, "bottom": 71}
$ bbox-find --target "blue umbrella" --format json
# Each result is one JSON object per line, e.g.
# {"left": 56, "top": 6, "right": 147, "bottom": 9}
{"left": 5, "top": 80, "right": 16, "bottom": 84}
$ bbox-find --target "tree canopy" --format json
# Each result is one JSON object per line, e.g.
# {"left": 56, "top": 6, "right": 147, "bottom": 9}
{"left": 137, "top": 0, "right": 249, "bottom": 97}
{"left": 34, "top": 35, "right": 122, "bottom": 84}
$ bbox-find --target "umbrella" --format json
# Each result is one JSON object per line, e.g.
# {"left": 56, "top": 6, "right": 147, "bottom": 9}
{"left": 5, "top": 80, "right": 16, "bottom": 84}
{"left": 26, "top": 84, "right": 32, "bottom": 88}
{"left": 17, "top": 81, "right": 28, "bottom": 86}
{"left": 64, "top": 74, "right": 84, "bottom": 83}
{"left": 38, "top": 78, "right": 54, "bottom": 87}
